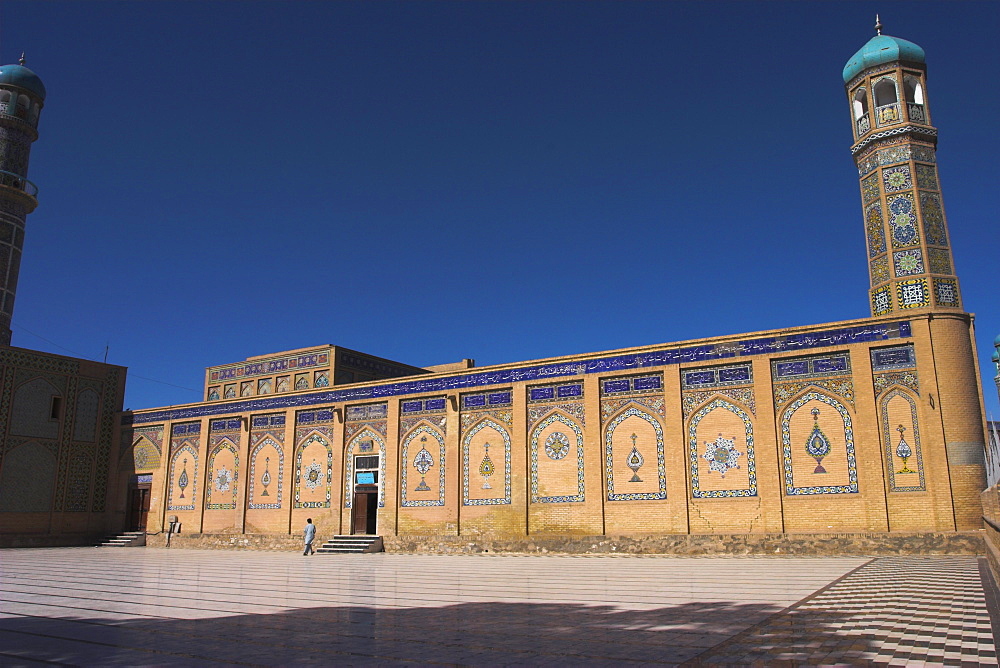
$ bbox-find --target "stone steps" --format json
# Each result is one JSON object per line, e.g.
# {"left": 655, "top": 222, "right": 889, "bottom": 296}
{"left": 96, "top": 531, "right": 145, "bottom": 548}
{"left": 315, "top": 535, "right": 383, "bottom": 554}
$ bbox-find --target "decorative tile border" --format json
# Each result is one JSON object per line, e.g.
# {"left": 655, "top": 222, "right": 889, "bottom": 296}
{"left": 294, "top": 431, "right": 332, "bottom": 509}
{"left": 210, "top": 350, "right": 330, "bottom": 382}
{"left": 129, "top": 321, "right": 915, "bottom": 425}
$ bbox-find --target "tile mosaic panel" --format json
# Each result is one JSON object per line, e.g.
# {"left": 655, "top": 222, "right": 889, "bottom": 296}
{"left": 865, "top": 203, "right": 886, "bottom": 257}
{"left": 892, "top": 249, "right": 924, "bottom": 277}
{"left": 681, "top": 363, "right": 752, "bottom": 390}
{"left": 861, "top": 173, "right": 881, "bottom": 204}
{"left": 881, "top": 165, "right": 912, "bottom": 193}
{"left": 296, "top": 409, "right": 334, "bottom": 424}
{"left": 346, "top": 403, "right": 388, "bottom": 422}
{"left": 130, "top": 321, "right": 916, "bottom": 425}
{"left": 887, "top": 193, "right": 919, "bottom": 248}
{"left": 780, "top": 392, "right": 858, "bottom": 495}
{"left": 530, "top": 413, "right": 585, "bottom": 503}
{"left": 919, "top": 192, "right": 948, "bottom": 246}
{"left": 401, "top": 424, "right": 446, "bottom": 507}
{"left": 294, "top": 429, "right": 332, "bottom": 509}
{"left": 870, "top": 255, "right": 890, "bottom": 286}
{"left": 774, "top": 378, "right": 855, "bottom": 410}
{"left": 682, "top": 387, "right": 756, "bottom": 419}
{"left": 873, "top": 369, "right": 919, "bottom": 396}
{"left": 871, "top": 286, "right": 893, "bottom": 316}
{"left": 604, "top": 405, "right": 666, "bottom": 501}
{"left": 528, "top": 402, "right": 586, "bottom": 427}
{"left": 871, "top": 345, "right": 916, "bottom": 372}
{"left": 926, "top": 248, "right": 952, "bottom": 275}
{"left": 91, "top": 370, "right": 121, "bottom": 513}
{"left": 878, "top": 145, "right": 911, "bottom": 165}
{"left": 914, "top": 164, "right": 938, "bottom": 191}
{"left": 211, "top": 350, "right": 330, "bottom": 382}
{"left": 167, "top": 444, "right": 198, "bottom": 511}
{"left": 462, "top": 418, "right": 511, "bottom": 506}
{"left": 600, "top": 374, "right": 662, "bottom": 397}
{"left": 64, "top": 451, "right": 93, "bottom": 512}
{"left": 689, "top": 399, "right": 756, "bottom": 498}
{"left": 772, "top": 354, "right": 851, "bottom": 380}
{"left": 933, "top": 278, "right": 960, "bottom": 308}
{"left": 205, "top": 439, "right": 239, "bottom": 510}
{"left": 896, "top": 278, "right": 930, "bottom": 309}
{"left": 247, "top": 435, "right": 283, "bottom": 510}
{"left": 528, "top": 382, "right": 584, "bottom": 403}
{"left": 881, "top": 389, "right": 925, "bottom": 492}
{"left": 910, "top": 145, "right": 936, "bottom": 162}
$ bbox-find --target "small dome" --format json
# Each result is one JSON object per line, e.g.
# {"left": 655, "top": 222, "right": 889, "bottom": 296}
{"left": 993, "top": 350, "right": 1000, "bottom": 363}
{"left": 843, "top": 34, "right": 926, "bottom": 84}
{"left": 994, "top": 333, "right": 1000, "bottom": 348}
{"left": 0, "top": 63, "right": 45, "bottom": 100}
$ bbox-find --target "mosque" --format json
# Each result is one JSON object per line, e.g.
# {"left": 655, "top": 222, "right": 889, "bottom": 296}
{"left": 0, "top": 24, "right": 992, "bottom": 550}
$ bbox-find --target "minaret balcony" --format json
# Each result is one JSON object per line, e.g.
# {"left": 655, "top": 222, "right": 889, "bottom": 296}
{"left": 875, "top": 103, "right": 901, "bottom": 127}
{"left": 0, "top": 169, "right": 38, "bottom": 201}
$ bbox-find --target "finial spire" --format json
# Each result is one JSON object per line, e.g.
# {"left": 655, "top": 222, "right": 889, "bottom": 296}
{"left": 18, "top": 53, "right": 25, "bottom": 66}
{"left": 875, "top": 14, "right": 883, "bottom": 36}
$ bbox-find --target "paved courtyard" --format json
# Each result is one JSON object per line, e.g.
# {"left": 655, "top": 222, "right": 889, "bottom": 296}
{"left": 0, "top": 548, "right": 995, "bottom": 666}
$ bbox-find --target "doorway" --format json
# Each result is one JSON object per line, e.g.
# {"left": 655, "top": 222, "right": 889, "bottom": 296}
{"left": 351, "top": 453, "right": 380, "bottom": 534}
{"left": 127, "top": 485, "right": 151, "bottom": 531}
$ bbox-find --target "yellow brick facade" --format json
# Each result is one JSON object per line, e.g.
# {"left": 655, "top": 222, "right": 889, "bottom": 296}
{"left": 120, "top": 312, "right": 987, "bottom": 543}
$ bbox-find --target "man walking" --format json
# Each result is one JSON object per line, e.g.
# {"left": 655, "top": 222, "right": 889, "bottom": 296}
{"left": 303, "top": 518, "right": 316, "bottom": 556}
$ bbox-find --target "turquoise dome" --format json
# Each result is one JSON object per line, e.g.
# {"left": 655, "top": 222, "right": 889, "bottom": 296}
{"left": 0, "top": 63, "right": 45, "bottom": 100}
{"left": 993, "top": 350, "right": 1000, "bottom": 363}
{"left": 843, "top": 34, "right": 926, "bottom": 84}
{"left": 994, "top": 334, "right": 1000, "bottom": 348}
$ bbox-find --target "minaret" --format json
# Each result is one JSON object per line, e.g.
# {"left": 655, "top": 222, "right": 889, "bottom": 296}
{"left": 0, "top": 55, "right": 45, "bottom": 346}
{"left": 843, "top": 18, "right": 961, "bottom": 316}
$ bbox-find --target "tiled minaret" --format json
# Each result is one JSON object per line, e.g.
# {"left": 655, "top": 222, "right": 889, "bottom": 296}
{"left": 844, "top": 18, "right": 961, "bottom": 317}
{"left": 0, "top": 55, "right": 44, "bottom": 346}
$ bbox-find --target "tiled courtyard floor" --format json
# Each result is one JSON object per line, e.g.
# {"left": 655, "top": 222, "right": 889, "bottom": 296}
{"left": 0, "top": 548, "right": 994, "bottom": 666}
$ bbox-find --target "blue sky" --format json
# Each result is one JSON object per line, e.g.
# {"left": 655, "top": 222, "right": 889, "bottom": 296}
{"left": 3, "top": 1, "right": 998, "bottom": 416}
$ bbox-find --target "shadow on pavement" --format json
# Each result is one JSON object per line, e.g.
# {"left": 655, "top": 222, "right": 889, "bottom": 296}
{"left": 0, "top": 599, "right": 869, "bottom": 666}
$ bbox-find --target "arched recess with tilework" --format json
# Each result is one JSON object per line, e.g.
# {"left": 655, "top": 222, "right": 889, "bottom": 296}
{"left": 880, "top": 388, "right": 925, "bottom": 492}
{"left": 530, "top": 410, "right": 584, "bottom": 503}
{"left": 780, "top": 391, "right": 858, "bottom": 496}
{"left": 687, "top": 397, "right": 757, "bottom": 498}
{"left": 205, "top": 438, "right": 239, "bottom": 511}
{"left": 603, "top": 404, "right": 666, "bottom": 501}
{"left": 400, "top": 422, "right": 446, "bottom": 507}
{"left": 462, "top": 417, "right": 511, "bottom": 506}
{"left": 167, "top": 444, "right": 198, "bottom": 511}
{"left": 294, "top": 431, "right": 333, "bottom": 509}
{"left": 344, "top": 428, "right": 386, "bottom": 509}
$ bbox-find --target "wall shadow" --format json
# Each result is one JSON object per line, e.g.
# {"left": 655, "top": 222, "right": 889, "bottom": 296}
{"left": 0, "top": 599, "right": 873, "bottom": 666}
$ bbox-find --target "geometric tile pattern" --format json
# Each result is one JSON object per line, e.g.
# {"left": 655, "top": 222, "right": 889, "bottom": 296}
{"left": 780, "top": 391, "right": 858, "bottom": 495}
{"left": 694, "top": 557, "right": 995, "bottom": 666}
{"left": 529, "top": 411, "right": 585, "bottom": 504}
{"left": 400, "top": 424, "right": 446, "bottom": 507}
{"left": 880, "top": 388, "right": 926, "bottom": 492}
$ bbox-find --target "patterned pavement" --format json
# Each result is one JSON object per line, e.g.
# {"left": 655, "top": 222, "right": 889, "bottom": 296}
{"left": 0, "top": 548, "right": 994, "bottom": 666}
{"left": 688, "top": 555, "right": 996, "bottom": 666}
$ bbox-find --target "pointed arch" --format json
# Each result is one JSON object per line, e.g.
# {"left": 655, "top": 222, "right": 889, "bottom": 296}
{"left": 881, "top": 388, "right": 925, "bottom": 492}
{"left": 780, "top": 391, "right": 858, "bottom": 495}
{"left": 462, "top": 417, "right": 511, "bottom": 506}
{"left": 247, "top": 437, "right": 283, "bottom": 509}
{"left": 167, "top": 444, "right": 198, "bottom": 511}
{"left": 131, "top": 436, "right": 161, "bottom": 472}
{"left": 688, "top": 398, "right": 756, "bottom": 498}
{"left": 295, "top": 430, "right": 333, "bottom": 508}
{"left": 604, "top": 404, "right": 666, "bottom": 501}
{"left": 344, "top": 428, "right": 386, "bottom": 509}
{"left": 401, "top": 422, "right": 446, "bottom": 507}
{"left": 530, "top": 410, "right": 585, "bottom": 503}
{"left": 10, "top": 377, "right": 62, "bottom": 439}
{"left": 206, "top": 437, "right": 239, "bottom": 510}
